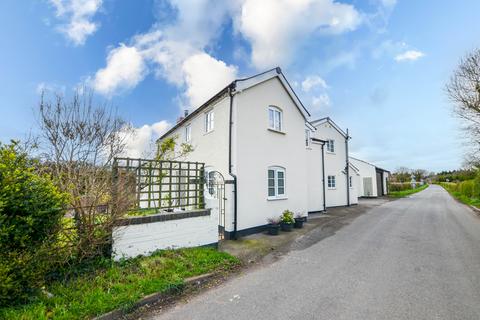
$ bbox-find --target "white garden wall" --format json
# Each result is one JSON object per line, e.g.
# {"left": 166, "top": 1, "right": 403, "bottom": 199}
{"left": 112, "top": 209, "right": 218, "bottom": 261}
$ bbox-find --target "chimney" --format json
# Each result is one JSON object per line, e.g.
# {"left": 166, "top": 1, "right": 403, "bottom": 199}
{"left": 184, "top": 109, "right": 189, "bottom": 117}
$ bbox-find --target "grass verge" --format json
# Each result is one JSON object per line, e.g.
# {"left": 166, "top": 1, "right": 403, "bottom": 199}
{"left": 0, "top": 248, "right": 240, "bottom": 320}
{"left": 388, "top": 184, "right": 429, "bottom": 198}
{"left": 438, "top": 183, "right": 480, "bottom": 208}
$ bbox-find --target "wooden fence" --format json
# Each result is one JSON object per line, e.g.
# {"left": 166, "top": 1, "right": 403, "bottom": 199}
{"left": 112, "top": 157, "right": 206, "bottom": 212}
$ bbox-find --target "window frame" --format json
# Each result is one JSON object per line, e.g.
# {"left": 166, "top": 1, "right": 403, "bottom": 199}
{"left": 185, "top": 124, "right": 191, "bottom": 142}
{"left": 267, "top": 166, "right": 286, "bottom": 200}
{"left": 326, "top": 139, "right": 335, "bottom": 153}
{"left": 268, "top": 106, "right": 283, "bottom": 132}
{"left": 327, "top": 175, "right": 336, "bottom": 189}
{"left": 205, "top": 110, "right": 214, "bottom": 133}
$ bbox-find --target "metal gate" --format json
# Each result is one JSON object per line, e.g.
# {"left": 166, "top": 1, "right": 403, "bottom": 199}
{"left": 204, "top": 170, "right": 226, "bottom": 239}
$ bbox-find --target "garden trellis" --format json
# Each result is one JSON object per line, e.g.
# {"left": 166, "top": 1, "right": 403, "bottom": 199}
{"left": 113, "top": 157, "right": 206, "bottom": 212}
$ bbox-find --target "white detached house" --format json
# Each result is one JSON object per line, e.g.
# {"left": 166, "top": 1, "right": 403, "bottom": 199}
{"left": 157, "top": 68, "right": 356, "bottom": 239}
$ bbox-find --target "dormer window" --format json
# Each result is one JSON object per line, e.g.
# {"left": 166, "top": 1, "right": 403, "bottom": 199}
{"left": 268, "top": 106, "right": 282, "bottom": 132}
{"left": 326, "top": 139, "right": 335, "bottom": 153}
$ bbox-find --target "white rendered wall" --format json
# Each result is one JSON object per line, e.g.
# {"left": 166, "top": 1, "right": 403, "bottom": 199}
{"left": 350, "top": 157, "right": 378, "bottom": 197}
{"left": 112, "top": 211, "right": 218, "bottom": 261}
{"left": 349, "top": 172, "right": 359, "bottom": 204}
{"left": 307, "top": 140, "right": 325, "bottom": 212}
{"left": 313, "top": 122, "right": 349, "bottom": 207}
{"left": 234, "top": 77, "right": 309, "bottom": 231}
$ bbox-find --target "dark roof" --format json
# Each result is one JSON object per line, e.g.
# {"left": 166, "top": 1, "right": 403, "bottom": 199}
{"left": 157, "top": 67, "right": 310, "bottom": 141}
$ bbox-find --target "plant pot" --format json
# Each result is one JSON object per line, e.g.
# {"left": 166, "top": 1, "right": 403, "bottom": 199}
{"left": 294, "top": 218, "right": 304, "bottom": 229}
{"left": 281, "top": 222, "right": 293, "bottom": 232}
{"left": 267, "top": 224, "right": 280, "bottom": 235}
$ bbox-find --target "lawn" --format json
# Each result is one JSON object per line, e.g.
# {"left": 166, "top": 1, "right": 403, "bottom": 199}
{"left": 0, "top": 248, "right": 240, "bottom": 320}
{"left": 388, "top": 184, "right": 429, "bottom": 198}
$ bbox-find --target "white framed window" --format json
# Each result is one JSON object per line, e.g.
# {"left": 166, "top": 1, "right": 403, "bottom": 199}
{"left": 205, "top": 110, "right": 214, "bottom": 133}
{"left": 326, "top": 139, "right": 335, "bottom": 153}
{"left": 305, "top": 129, "right": 311, "bottom": 147}
{"left": 185, "top": 124, "right": 191, "bottom": 142}
{"left": 349, "top": 176, "right": 353, "bottom": 188}
{"left": 327, "top": 175, "right": 336, "bottom": 189}
{"left": 268, "top": 166, "right": 286, "bottom": 199}
{"left": 268, "top": 106, "right": 282, "bottom": 132}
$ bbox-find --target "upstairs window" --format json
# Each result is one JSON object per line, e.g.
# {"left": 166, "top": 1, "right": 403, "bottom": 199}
{"left": 268, "top": 166, "right": 286, "bottom": 198}
{"left": 327, "top": 175, "right": 336, "bottom": 189}
{"left": 205, "top": 110, "right": 214, "bottom": 133}
{"left": 185, "top": 124, "right": 191, "bottom": 142}
{"left": 326, "top": 139, "right": 335, "bottom": 153}
{"left": 268, "top": 106, "right": 282, "bottom": 131}
{"left": 305, "top": 129, "right": 311, "bottom": 147}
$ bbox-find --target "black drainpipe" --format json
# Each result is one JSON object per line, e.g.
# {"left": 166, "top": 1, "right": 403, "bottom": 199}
{"left": 321, "top": 142, "right": 326, "bottom": 212}
{"left": 345, "top": 129, "right": 350, "bottom": 206}
{"left": 228, "top": 83, "right": 238, "bottom": 240}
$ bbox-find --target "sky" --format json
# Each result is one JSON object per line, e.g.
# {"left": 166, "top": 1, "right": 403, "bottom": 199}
{"left": 0, "top": 0, "right": 479, "bottom": 172}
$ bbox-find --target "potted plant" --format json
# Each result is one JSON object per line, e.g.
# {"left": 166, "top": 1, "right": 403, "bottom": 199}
{"left": 266, "top": 217, "right": 281, "bottom": 235}
{"left": 294, "top": 212, "right": 306, "bottom": 228}
{"left": 280, "top": 210, "right": 295, "bottom": 232}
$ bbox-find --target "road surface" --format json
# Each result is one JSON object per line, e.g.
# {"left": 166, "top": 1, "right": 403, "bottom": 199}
{"left": 149, "top": 185, "right": 480, "bottom": 320}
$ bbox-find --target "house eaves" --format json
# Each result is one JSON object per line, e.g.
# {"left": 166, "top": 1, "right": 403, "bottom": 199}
{"left": 310, "top": 117, "right": 348, "bottom": 139}
{"left": 158, "top": 67, "right": 311, "bottom": 142}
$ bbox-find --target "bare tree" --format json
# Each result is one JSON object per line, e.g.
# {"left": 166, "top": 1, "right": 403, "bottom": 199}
{"left": 446, "top": 48, "right": 480, "bottom": 164}
{"left": 37, "top": 89, "right": 135, "bottom": 261}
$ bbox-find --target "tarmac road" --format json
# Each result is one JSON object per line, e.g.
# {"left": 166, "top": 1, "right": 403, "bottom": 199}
{"left": 149, "top": 185, "right": 480, "bottom": 320}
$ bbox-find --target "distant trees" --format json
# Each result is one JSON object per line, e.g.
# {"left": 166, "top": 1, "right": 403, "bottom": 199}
{"left": 391, "top": 167, "right": 428, "bottom": 183}
{"left": 446, "top": 48, "right": 480, "bottom": 166}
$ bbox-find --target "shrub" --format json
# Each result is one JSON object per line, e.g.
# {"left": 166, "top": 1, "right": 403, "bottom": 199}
{"left": 0, "top": 141, "right": 67, "bottom": 305}
{"left": 280, "top": 210, "right": 295, "bottom": 224}
{"left": 459, "top": 180, "right": 474, "bottom": 198}
{"left": 388, "top": 182, "right": 413, "bottom": 192}
{"left": 474, "top": 171, "right": 480, "bottom": 198}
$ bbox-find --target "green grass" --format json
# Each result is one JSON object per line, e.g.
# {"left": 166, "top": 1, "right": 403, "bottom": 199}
{"left": 0, "top": 248, "right": 240, "bottom": 320}
{"left": 439, "top": 182, "right": 480, "bottom": 208}
{"left": 388, "top": 184, "right": 429, "bottom": 198}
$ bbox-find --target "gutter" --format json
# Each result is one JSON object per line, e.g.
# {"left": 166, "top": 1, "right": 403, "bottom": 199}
{"left": 321, "top": 142, "right": 326, "bottom": 211}
{"left": 345, "top": 128, "right": 350, "bottom": 206}
{"left": 228, "top": 83, "right": 238, "bottom": 240}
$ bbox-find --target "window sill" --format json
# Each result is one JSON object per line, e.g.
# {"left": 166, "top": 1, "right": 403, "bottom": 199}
{"left": 204, "top": 130, "right": 214, "bottom": 136}
{"left": 326, "top": 151, "right": 336, "bottom": 154}
{"left": 327, "top": 188, "right": 336, "bottom": 190}
{"left": 267, "top": 128, "right": 286, "bottom": 135}
{"left": 267, "top": 196, "right": 288, "bottom": 201}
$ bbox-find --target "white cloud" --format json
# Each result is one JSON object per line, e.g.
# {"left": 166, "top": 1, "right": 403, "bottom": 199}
{"left": 395, "top": 50, "right": 425, "bottom": 62}
{"left": 49, "top": 0, "right": 102, "bottom": 46}
{"left": 182, "top": 53, "right": 237, "bottom": 108}
{"left": 92, "top": 44, "right": 146, "bottom": 96}
{"left": 121, "top": 120, "right": 171, "bottom": 158}
{"left": 92, "top": 1, "right": 237, "bottom": 109}
{"left": 311, "top": 94, "right": 331, "bottom": 113}
{"left": 237, "top": 0, "right": 362, "bottom": 68}
{"left": 301, "top": 75, "right": 328, "bottom": 92}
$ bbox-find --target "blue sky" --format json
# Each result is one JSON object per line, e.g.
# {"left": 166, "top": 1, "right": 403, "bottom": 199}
{"left": 1, "top": 0, "right": 479, "bottom": 172}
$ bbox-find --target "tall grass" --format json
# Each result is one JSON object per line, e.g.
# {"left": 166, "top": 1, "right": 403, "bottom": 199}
{"left": 439, "top": 180, "right": 480, "bottom": 207}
